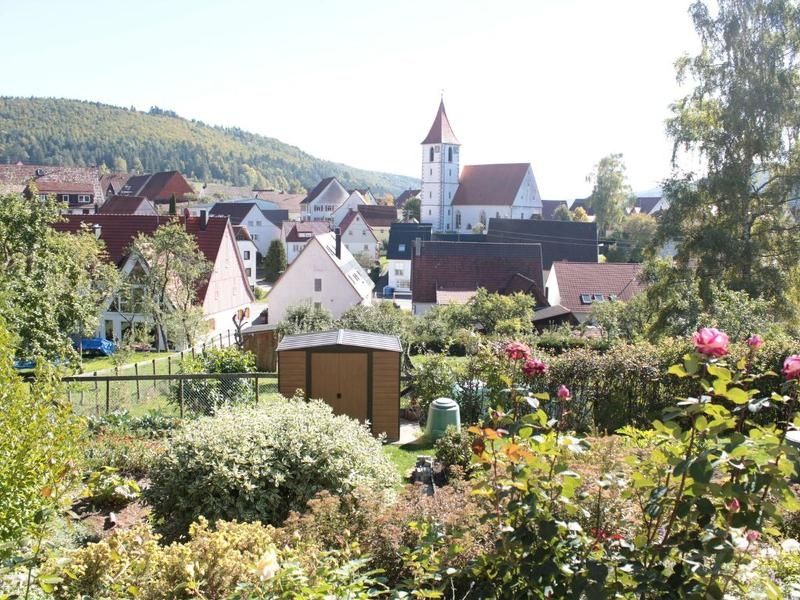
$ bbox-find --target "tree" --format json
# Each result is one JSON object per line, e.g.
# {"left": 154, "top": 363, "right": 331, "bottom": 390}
{"left": 262, "top": 239, "right": 287, "bottom": 282}
{"left": 571, "top": 206, "right": 590, "bottom": 222}
{"left": 128, "top": 223, "right": 211, "bottom": 350}
{"left": 552, "top": 204, "right": 572, "bottom": 221}
{"left": 168, "top": 193, "right": 177, "bottom": 216}
{"left": 112, "top": 156, "right": 128, "bottom": 172}
{"left": 607, "top": 213, "right": 659, "bottom": 262}
{"left": 402, "top": 197, "right": 421, "bottom": 222}
{"left": 0, "top": 192, "right": 120, "bottom": 362}
{"left": 659, "top": 0, "right": 800, "bottom": 309}
{"left": 586, "top": 154, "right": 631, "bottom": 236}
{"left": 277, "top": 302, "right": 336, "bottom": 336}
{"left": 379, "top": 193, "right": 394, "bottom": 206}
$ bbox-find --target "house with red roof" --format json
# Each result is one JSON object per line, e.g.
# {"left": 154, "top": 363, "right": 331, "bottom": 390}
{"left": 117, "top": 170, "right": 194, "bottom": 205}
{"left": 281, "top": 220, "right": 332, "bottom": 264}
{"left": 338, "top": 209, "right": 379, "bottom": 262}
{"left": 0, "top": 164, "right": 105, "bottom": 214}
{"left": 544, "top": 261, "right": 645, "bottom": 323}
{"left": 53, "top": 213, "right": 253, "bottom": 349}
{"left": 419, "top": 100, "right": 543, "bottom": 233}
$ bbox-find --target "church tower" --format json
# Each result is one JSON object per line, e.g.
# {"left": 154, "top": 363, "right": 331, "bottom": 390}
{"left": 420, "top": 99, "right": 460, "bottom": 232}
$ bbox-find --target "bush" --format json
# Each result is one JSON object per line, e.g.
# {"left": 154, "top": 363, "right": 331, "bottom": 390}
{"left": 83, "top": 433, "right": 164, "bottom": 478}
{"left": 277, "top": 302, "right": 336, "bottom": 336}
{"left": 411, "top": 354, "right": 458, "bottom": 422}
{"left": 146, "top": 397, "right": 396, "bottom": 538}
{"left": 172, "top": 346, "right": 257, "bottom": 415}
{"left": 434, "top": 427, "right": 475, "bottom": 475}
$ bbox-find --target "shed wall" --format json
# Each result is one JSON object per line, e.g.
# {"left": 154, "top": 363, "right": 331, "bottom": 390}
{"left": 278, "top": 350, "right": 306, "bottom": 397}
{"left": 371, "top": 350, "right": 400, "bottom": 441}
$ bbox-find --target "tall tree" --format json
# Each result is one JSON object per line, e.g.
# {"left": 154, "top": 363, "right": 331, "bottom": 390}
{"left": 263, "top": 239, "right": 287, "bottom": 282}
{"left": 128, "top": 223, "right": 211, "bottom": 349}
{"left": 403, "top": 197, "right": 421, "bottom": 222}
{"left": 659, "top": 0, "right": 800, "bottom": 307}
{"left": 0, "top": 192, "right": 119, "bottom": 362}
{"left": 586, "top": 154, "right": 631, "bottom": 236}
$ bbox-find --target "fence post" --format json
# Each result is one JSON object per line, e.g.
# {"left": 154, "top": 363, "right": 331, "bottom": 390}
{"left": 152, "top": 358, "right": 157, "bottom": 390}
{"left": 105, "top": 379, "right": 110, "bottom": 414}
{"left": 255, "top": 374, "right": 259, "bottom": 404}
{"left": 178, "top": 379, "right": 184, "bottom": 419}
{"left": 191, "top": 346, "right": 195, "bottom": 359}
{"left": 134, "top": 363, "right": 141, "bottom": 401}
{"left": 219, "top": 333, "right": 223, "bottom": 347}
{"left": 168, "top": 355, "right": 172, "bottom": 375}
{"left": 94, "top": 373, "right": 99, "bottom": 415}
{"left": 228, "top": 331, "right": 231, "bottom": 346}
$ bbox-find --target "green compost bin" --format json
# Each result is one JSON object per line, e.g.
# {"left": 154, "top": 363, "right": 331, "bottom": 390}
{"left": 426, "top": 397, "right": 461, "bottom": 441}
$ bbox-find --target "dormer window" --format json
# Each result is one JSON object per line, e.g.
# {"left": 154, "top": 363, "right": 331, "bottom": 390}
{"left": 592, "top": 294, "right": 605, "bottom": 302}
{"left": 608, "top": 294, "right": 618, "bottom": 301}
{"left": 398, "top": 243, "right": 406, "bottom": 252}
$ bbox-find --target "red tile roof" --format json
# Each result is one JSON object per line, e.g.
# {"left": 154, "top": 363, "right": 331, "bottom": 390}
{"left": 52, "top": 214, "right": 233, "bottom": 302}
{"left": 31, "top": 182, "right": 95, "bottom": 194}
{"left": 550, "top": 261, "right": 645, "bottom": 313}
{"left": 98, "top": 195, "right": 156, "bottom": 214}
{"left": 233, "top": 225, "right": 253, "bottom": 242}
{"left": 357, "top": 204, "right": 397, "bottom": 227}
{"left": 452, "top": 163, "right": 531, "bottom": 206}
{"left": 119, "top": 171, "right": 194, "bottom": 204}
{"left": 0, "top": 164, "right": 103, "bottom": 199}
{"left": 100, "top": 173, "right": 131, "bottom": 195}
{"left": 411, "top": 241, "right": 545, "bottom": 304}
{"left": 281, "top": 220, "right": 331, "bottom": 242}
{"left": 338, "top": 209, "right": 360, "bottom": 232}
{"left": 422, "top": 99, "right": 460, "bottom": 145}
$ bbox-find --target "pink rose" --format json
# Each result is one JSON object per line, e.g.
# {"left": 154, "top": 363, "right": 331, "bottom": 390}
{"left": 522, "top": 358, "right": 548, "bottom": 377}
{"left": 782, "top": 354, "right": 800, "bottom": 381}
{"left": 746, "top": 530, "right": 760, "bottom": 543}
{"left": 692, "top": 328, "right": 729, "bottom": 357}
{"left": 727, "top": 498, "right": 741, "bottom": 513}
{"left": 746, "top": 334, "right": 764, "bottom": 349}
{"left": 505, "top": 342, "right": 531, "bottom": 361}
{"left": 557, "top": 385, "right": 571, "bottom": 400}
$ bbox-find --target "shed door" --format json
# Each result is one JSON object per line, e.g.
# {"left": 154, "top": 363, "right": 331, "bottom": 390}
{"left": 310, "top": 353, "right": 367, "bottom": 422}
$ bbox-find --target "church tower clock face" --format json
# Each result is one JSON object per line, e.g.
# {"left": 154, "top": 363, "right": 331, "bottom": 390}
{"left": 420, "top": 99, "right": 460, "bottom": 232}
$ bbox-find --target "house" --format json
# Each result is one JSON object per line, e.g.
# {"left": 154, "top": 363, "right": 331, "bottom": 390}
{"left": 100, "top": 173, "right": 132, "bottom": 199}
{"left": 0, "top": 164, "right": 105, "bottom": 214}
{"left": 487, "top": 218, "right": 599, "bottom": 270}
{"left": 252, "top": 190, "right": 306, "bottom": 220}
{"left": 338, "top": 209, "right": 380, "bottom": 263}
{"left": 233, "top": 226, "right": 259, "bottom": 287}
{"left": 386, "top": 222, "right": 432, "bottom": 292}
{"left": 268, "top": 231, "right": 374, "bottom": 324}
{"left": 632, "top": 195, "right": 668, "bottom": 216}
{"left": 410, "top": 240, "right": 546, "bottom": 315}
{"left": 541, "top": 200, "right": 569, "bottom": 220}
{"left": 300, "top": 177, "right": 350, "bottom": 221}
{"left": 544, "top": 261, "right": 645, "bottom": 323}
{"left": 395, "top": 189, "right": 421, "bottom": 210}
{"left": 281, "top": 220, "right": 332, "bottom": 263}
{"left": 419, "top": 100, "right": 543, "bottom": 232}
{"left": 352, "top": 188, "right": 378, "bottom": 205}
{"left": 357, "top": 204, "right": 397, "bottom": 243}
{"left": 53, "top": 213, "right": 253, "bottom": 349}
{"left": 98, "top": 195, "right": 157, "bottom": 215}
{"left": 208, "top": 202, "right": 287, "bottom": 255}
{"left": 332, "top": 190, "right": 369, "bottom": 227}
{"left": 117, "top": 170, "right": 194, "bottom": 205}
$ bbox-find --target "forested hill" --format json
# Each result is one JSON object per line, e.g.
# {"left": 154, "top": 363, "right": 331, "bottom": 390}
{"left": 0, "top": 97, "right": 418, "bottom": 195}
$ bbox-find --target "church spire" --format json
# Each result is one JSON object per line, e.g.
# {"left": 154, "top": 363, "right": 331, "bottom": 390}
{"left": 421, "top": 99, "right": 459, "bottom": 145}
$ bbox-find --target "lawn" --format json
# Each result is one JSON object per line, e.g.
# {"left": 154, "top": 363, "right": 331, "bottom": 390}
{"left": 80, "top": 351, "right": 175, "bottom": 374}
{"left": 383, "top": 436, "right": 435, "bottom": 485}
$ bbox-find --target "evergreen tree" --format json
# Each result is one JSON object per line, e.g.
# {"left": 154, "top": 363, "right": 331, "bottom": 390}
{"left": 168, "top": 194, "right": 177, "bottom": 215}
{"left": 263, "top": 239, "right": 287, "bottom": 282}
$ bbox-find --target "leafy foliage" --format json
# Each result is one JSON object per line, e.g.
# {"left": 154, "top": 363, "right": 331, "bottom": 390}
{"left": 172, "top": 346, "right": 257, "bottom": 415}
{"left": 277, "top": 302, "right": 336, "bottom": 336}
{"left": 0, "top": 97, "right": 417, "bottom": 195}
{"left": 146, "top": 397, "right": 396, "bottom": 538}
{"left": 586, "top": 153, "right": 632, "bottom": 236}
{"left": 262, "top": 239, "right": 286, "bottom": 282}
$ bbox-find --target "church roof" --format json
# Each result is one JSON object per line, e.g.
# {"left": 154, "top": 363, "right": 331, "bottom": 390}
{"left": 452, "top": 163, "right": 531, "bottom": 207}
{"left": 422, "top": 99, "right": 460, "bottom": 145}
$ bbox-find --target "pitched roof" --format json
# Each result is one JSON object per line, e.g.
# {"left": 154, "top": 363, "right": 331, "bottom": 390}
{"left": 633, "top": 196, "right": 662, "bottom": 215}
{"left": 411, "top": 241, "right": 546, "bottom": 305}
{"left": 208, "top": 202, "right": 257, "bottom": 225}
{"left": 422, "top": 99, "right": 460, "bottom": 145}
{"left": 233, "top": 225, "right": 253, "bottom": 242}
{"left": 314, "top": 232, "right": 374, "bottom": 300}
{"left": 338, "top": 209, "right": 360, "bottom": 232}
{"left": 550, "top": 262, "right": 645, "bottom": 313}
{"left": 357, "top": 204, "right": 397, "bottom": 227}
{"left": 395, "top": 189, "right": 421, "bottom": 208}
{"left": 98, "top": 195, "right": 156, "bottom": 214}
{"left": 0, "top": 164, "right": 103, "bottom": 198}
{"left": 541, "top": 199, "right": 569, "bottom": 220}
{"left": 301, "top": 176, "right": 337, "bottom": 205}
{"left": 118, "top": 171, "right": 194, "bottom": 203}
{"left": 487, "top": 218, "right": 598, "bottom": 269}
{"left": 452, "top": 163, "right": 531, "bottom": 206}
{"left": 436, "top": 289, "right": 478, "bottom": 305}
{"left": 261, "top": 209, "right": 289, "bottom": 228}
{"left": 277, "top": 329, "right": 401, "bottom": 352}
{"left": 31, "top": 181, "right": 96, "bottom": 194}
{"left": 387, "top": 222, "right": 432, "bottom": 259}
{"left": 100, "top": 173, "right": 131, "bottom": 195}
{"left": 252, "top": 191, "right": 305, "bottom": 214}
{"left": 282, "top": 220, "right": 331, "bottom": 242}
{"left": 51, "top": 214, "right": 237, "bottom": 303}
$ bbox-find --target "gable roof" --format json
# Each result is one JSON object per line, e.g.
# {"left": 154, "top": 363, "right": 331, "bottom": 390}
{"left": 98, "top": 195, "right": 156, "bottom": 214}
{"left": 395, "top": 189, "right": 421, "bottom": 208}
{"left": 277, "top": 329, "right": 401, "bottom": 352}
{"left": 422, "top": 99, "right": 460, "bottom": 145}
{"left": 387, "top": 222, "right": 432, "bottom": 259}
{"left": 208, "top": 202, "right": 258, "bottom": 225}
{"left": 261, "top": 209, "right": 289, "bottom": 228}
{"left": 233, "top": 225, "right": 254, "bottom": 242}
{"left": 100, "top": 173, "right": 131, "bottom": 195}
{"left": 633, "top": 196, "right": 662, "bottom": 215}
{"left": 452, "top": 163, "right": 531, "bottom": 207}
{"left": 52, "top": 214, "right": 243, "bottom": 303}
{"left": 252, "top": 191, "right": 305, "bottom": 214}
{"left": 281, "top": 220, "right": 331, "bottom": 242}
{"left": 0, "top": 164, "right": 104, "bottom": 199}
{"left": 487, "top": 218, "right": 598, "bottom": 269}
{"left": 357, "top": 204, "right": 397, "bottom": 227}
{"left": 541, "top": 199, "right": 569, "bottom": 220}
{"left": 411, "top": 241, "right": 546, "bottom": 305}
{"left": 118, "top": 171, "right": 194, "bottom": 203}
{"left": 301, "top": 176, "right": 347, "bottom": 205}
{"left": 550, "top": 262, "right": 645, "bottom": 313}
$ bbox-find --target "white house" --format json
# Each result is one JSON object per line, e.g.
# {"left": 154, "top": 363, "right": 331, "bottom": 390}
{"left": 268, "top": 231, "right": 374, "bottom": 324}
{"left": 419, "top": 99, "right": 543, "bottom": 232}
{"left": 300, "top": 177, "right": 350, "bottom": 221}
{"left": 338, "top": 209, "right": 379, "bottom": 263}
{"left": 386, "top": 222, "right": 432, "bottom": 292}
{"left": 233, "top": 226, "right": 259, "bottom": 287}
{"left": 281, "top": 220, "right": 332, "bottom": 264}
{"left": 208, "top": 202, "right": 287, "bottom": 256}
{"left": 332, "top": 190, "right": 368, "bottom": 227}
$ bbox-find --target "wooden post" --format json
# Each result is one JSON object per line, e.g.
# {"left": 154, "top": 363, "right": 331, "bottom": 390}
{"left": 134, "top": 363, "right": 141, "bottom": 401}
{"left": 152, "top": 359, "right": 157, "bottom": 390}
{"left": 219, "top": 333, "right": 223, "bottom": 347}
{"left": 255, "top": 375, "right": 259, "bottom": 404}
{"left": 168, "top": 355, "right": 172, "bottom": 375}
{"left": 105, "top": 379, "right": 110, "bottom": 414}
{"left": 178, "top": 379, "right": 184, "bottom": 418}
{"left": 94, "top": 374, "right": 99, "bottom": 415}
{"left": 191, "top": 346, "right": 196, "bottom": 359}
{"left": 228, "top": 331, "right": 231, "bottom": 346}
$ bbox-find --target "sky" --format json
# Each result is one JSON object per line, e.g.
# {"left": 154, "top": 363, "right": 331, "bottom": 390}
{"left": 0, "top": 0, "right": 699, "bottom": 198}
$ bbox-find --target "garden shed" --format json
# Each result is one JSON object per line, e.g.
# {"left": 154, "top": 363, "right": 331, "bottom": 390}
{"left": 276, "top": 329, "right": 401, "bottom": 441}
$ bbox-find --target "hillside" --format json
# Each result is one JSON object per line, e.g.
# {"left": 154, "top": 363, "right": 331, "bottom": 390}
{"left": 0, "top": 97, "right": 418, "bottom": 196}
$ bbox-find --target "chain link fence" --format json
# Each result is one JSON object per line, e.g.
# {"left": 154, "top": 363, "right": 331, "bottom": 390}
{"left": 63, "top": 372, "right": 279, "bottom": 418}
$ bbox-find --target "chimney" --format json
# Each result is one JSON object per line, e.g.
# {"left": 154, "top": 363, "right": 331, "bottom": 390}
{"left": 414, "top": 237, "right": 422, "bottom": 256}
{"left": 334, "top": 227, "right": 341, "bottom": 259}
{"left": 200, "top": 210, "right": 208, "bottom": 230}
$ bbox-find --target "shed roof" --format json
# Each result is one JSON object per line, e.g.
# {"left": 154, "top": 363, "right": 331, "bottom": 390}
{"left": 276, "top": 329, "right": 402, "bottom": 352}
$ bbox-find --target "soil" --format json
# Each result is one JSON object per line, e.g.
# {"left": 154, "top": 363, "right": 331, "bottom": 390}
{"left": 73, "top": 479, "right": 152, "bottom": 540}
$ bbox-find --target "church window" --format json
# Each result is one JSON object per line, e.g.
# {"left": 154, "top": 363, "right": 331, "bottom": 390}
{"left": 429, "top": 191, "right": 431, "bottom": 198}
{"left": 448, "top": 191, "right": 452, "bottom": 199}
{"left": 429, "top": 147, "right": 434, "bottom": 162}
{"left": 455, "top": 211, "right": 461, "bottom": 229}
{"left": 430, "top": 169, "right": 432, "bottom": 176}
{"left": 448, "top": 147, "right": 453, "bottom": 162}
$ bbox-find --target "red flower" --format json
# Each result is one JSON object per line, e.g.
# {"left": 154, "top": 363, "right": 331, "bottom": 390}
{"left": 727, "top": 498, "right": 741, "bottom": 513}
{"left": 504, "top": 342, "right": 531, "bottom": 361}
{"left": 746, "top": 334, "right": 764, "bottom": 349}
{"left": 746, "top": 530, "right": 760, "bottom": 543}
{"left": 557, "top": 385, "right": 571, "bottom": 400}
{"left": 692, "top": 327, "right": 729, "bottom": 357}
{"left": 522, "top": 358, "right": 548, "bottom": 377}
{"left": 782, "top": 354, "right": 800, "bottom": 381}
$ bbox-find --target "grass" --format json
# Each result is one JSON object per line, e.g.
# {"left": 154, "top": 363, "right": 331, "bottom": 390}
{"left": 383, "top": 435, "right": 435, "bottom": 485}
{"left": 80, "top": 351, "right": 174, "bottom": 374}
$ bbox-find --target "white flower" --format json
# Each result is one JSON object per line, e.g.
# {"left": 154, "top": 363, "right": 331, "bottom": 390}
{"left": 255, "top": 548, "right": 280, "bottom": 581}
{"left": 781, "top": 538, "right": 800, "bottom": 553}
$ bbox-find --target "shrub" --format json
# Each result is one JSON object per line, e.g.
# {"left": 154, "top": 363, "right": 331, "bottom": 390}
{"left": 434, "top": 427, "right": 475, "bottom": 475}
{"left": 277, "top": 302, "right": 336, "bottom": 336}
{"left": 411, "top": 354, "right": 457, "bottom": 422}
{"left": 82, "top": 466, "right": 140, "bottom": 509}
{"left": 82, "top": 433, "right": 164, "bottom": 478}
{"left": 172, "top": 346, "right": 257, "bottom": 415}
{"left": 146, "top": 397, "right": 396, "bottom": 538}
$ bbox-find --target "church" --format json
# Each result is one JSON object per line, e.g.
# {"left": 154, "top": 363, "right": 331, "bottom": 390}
{"left": 419, "top": 100, "right": 543, "bottom": 233}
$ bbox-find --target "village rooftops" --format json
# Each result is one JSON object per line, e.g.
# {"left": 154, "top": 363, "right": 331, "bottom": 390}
{"left": 386, "top": 222, "right": 433, "bottom": 260}
{"left": 487, "top": 217, "right": 599, "bottom": 269}
{"left": 0, "top": 164, "right": 104, "bottom": 199}
{"left": 281, "top": 220, "right": 331, "bottom": 242}
{"left": 98, "top": 195, "right": 156, "bottom": 214}
{"left": 357, "top": 204, "right": 397, "bottom": 228}
{"left": 451, "top": 163, "right": 532, "bottom": 207}
{"left": 549, "top": 261, "right": 645, "bottom": 313}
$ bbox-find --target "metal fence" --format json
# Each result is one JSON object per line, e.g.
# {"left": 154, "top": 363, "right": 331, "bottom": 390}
{"left": 62, "top": 372, "right": 279, "bottom": 418}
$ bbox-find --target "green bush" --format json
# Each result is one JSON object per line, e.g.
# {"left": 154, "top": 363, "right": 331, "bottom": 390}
{"left": 82, "top": 434, "right": 164, "bottom": 478}
{"left": 146, "top": 397, "right": 396, "bottom": 538}
{"left": 434, "top": 427, "right": 475, "bottom": 475}
{"left": 172, "top": 346, "right": 257, "bottom": 415}
{"left": 278, "top": 302, "right": 336, "bottom": 336}
{"left": 411, "top": 354, "right": 458, "bottom": 422}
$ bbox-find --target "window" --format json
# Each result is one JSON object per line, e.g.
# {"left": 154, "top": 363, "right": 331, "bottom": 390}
{"left": 448, "top": 191, "right": 452, "bottom": 199}
{"left": 429, "top": 147, "right": 434, "bottom": 161}
{"left": 580, "top": 294, "right": 592, "bottom": 305}
{"left": 314, "top": 302, "right": 322, "bottom": 309}
{"left": 314, "top": 278, "right": 322, "bottom": 292}
{"left": 363, "top": 244, "right": 369, "bottom": 251}
{"left": 430, "top": 169, "right": 432, "bottom": 176}
{"left": 348, "top": 229, "right": 353, "bottom": 236}
{"left": 252, "top": 234, "right": 259, "bottom": 240}
{"left": 429, "top": 191, "right": 431, "bottom": 198}
{"left": 428, "top": 209, "right": 431, "bottom": 215}
{"left": 592, "top": 294, "right": 605, "bottom": 302}
{"left": 496, "top": 212, "right": 500, "bottom": 218}
{"left": 78, "top": 194, "right": 91, "bottom": 203}
{"left": 256, "top": 220, "right": 262, "bottom": 227}
{"left": 361, "top": 229, "right": 366, "bottom": 235}
{"left": 248, "top": 220, "right": 254, "bottom": 226}
{"left": 448, "top": 147, "right": 453, "bottom": 162}
{"left": 394, "top": 268, "right": 404, "bottom": 276}
{"left": 608, "top": 294, "right": 618, "bottom": 301}
{"left": 455, "top": 211, "right": 462, "bottom": 229}
{"left": 398, "top": 243, "right": 406, "bottom": 252}
{"left": 245, "top": 268, "right": 252, "bottom": 277}
{"left": 480, "top": 211, "right": 486, "bottom": 226}
{"left": 38, "top": 194, "right": 47, "bottom": 201}
{"left": 243, "top": 250, "right": 250, "bottom": 260}
{"left": 467, "top": 223, "right": 472, "bottom": 230}
{"left": 61, "top": 194, "right": 70, "bottom": 202}
{"left": 521, "top": 213, "right": 524, "bottom": 219}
